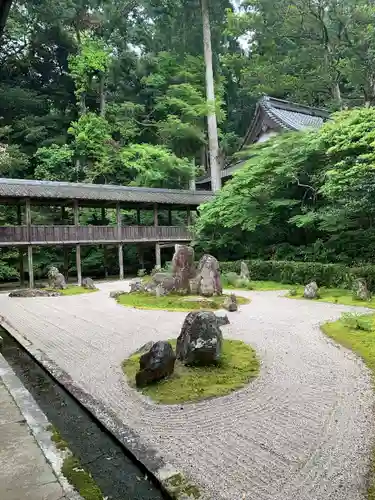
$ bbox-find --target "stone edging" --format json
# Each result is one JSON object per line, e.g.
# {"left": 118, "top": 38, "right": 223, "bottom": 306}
{"left": 0, "top": 316, "right": 201, "bottom": 500}
{"left": 0, "top": 352, "right": 82, "bottom": 500}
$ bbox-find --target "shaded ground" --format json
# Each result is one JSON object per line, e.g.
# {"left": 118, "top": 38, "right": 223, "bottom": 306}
{"left": 0, "top": 283, "right": 373, "bottom": 500}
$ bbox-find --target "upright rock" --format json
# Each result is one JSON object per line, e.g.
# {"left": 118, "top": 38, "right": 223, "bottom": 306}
{"left": 240, "top": 261, "right": 250, "bottom": 280}
{"left": 223, "top": 294, "right": 238, "bottom": 312}
{"left": 176, "top": 311, "right": 223, "bottom": 366}
{"left": 197, "top": 254, "right": 222, "bottom": 297}
{"left": 47, "top": 266, "right": 66, "bottom": 290}
{"left": 353, "top": 278, "right": 371, "bottom": 301}
{"left": 304, "top": 281, "right": 318, "bottom": 299}
{"left": 135, "top": 341, "right": 176, "bottom": 387}
{"left": 82, "top": 277, "right": 96, "bottom": 290}
{"left": 171, "top": 245, "right": 196, "bottom": 291}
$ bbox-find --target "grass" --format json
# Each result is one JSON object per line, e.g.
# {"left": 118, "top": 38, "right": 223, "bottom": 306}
{"left": 288, "top": 286, "right": 375, "bottom": 308}
{"left": 322, "top": 314, "right": 375, "bottom": 499}
{"left": 48, "top": 425, "right": 104, "bottom": 500}
{"left": 46, "top": 285, "right": 98, "bottom": 296}
{"left": 122, "top": 338, "right": 259, "bottom": 404}
{"left": 117, "top": 292, "right": 249, "bottom": 311}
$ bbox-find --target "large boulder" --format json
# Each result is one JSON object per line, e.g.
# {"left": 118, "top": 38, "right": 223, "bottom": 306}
{"left": 82, "top": 277, "right": 97, "bottom": 290}
{"left": 223, "top": 294, "right": 238, "bottom": 312}
{"left": 353, "top": 278, "right": 371, "bottom": 301}
{"left": 240, "top": 261, "right": 250, "bottom": 280}
{"left": 197, "top": 254, "right": 222, "bottom": 297}
{"left": 135, "top": 341, "right": 176, "bottom": 387}
{"left": 304, "top": 281, "right": 318, "bottom": 299}
{"left": 9, "top": 289, "right": 62, "bottom": 298}
{"left": 176, "top": 311, "right": 223, "bottom": 366}
{"left": 171, "top": 245, "right": 196, "bottom": 291}
{"left": 152, "top": 272, "right": 171, "bottom": 285}
{"left": 48, "top": 266, "right": 67, "bottom": 290}
{"left": 129, "top": 278, "right": 145, "bottom": 293}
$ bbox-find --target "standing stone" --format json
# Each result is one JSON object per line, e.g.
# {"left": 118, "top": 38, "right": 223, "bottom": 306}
{"left": 82, "top": 277, "right": 96, "bottom": 290}
{"left": 215, "top": 309, "right": 230, "bottom": 327}
{"left": 189, "top": 278, "right": 200, "bottom": 295}
{"left": 352, "top": 278, "right": 371, "bottom": 301}
{"left": 135, "top": 341, "right": 176, "bottom": 387}
{"left": 197, "top": 254, "right": 222, "bottom": 297}
{"left": 171, "top": 245, "right": 196, "bottom": 291}
{"left": 176, "top": 311, "right": 223, "bottom": 366}
{"left": 223, "top": 294, "right": 238, "bottom": 312}
{"left": 304, "top": 281, "right": 319, "bottom": 299}
{"left": 47, "top": 266, "right": 67, "bottom": 290}
{"left": 240, "top": 261, "right": 250, "bottom": 280}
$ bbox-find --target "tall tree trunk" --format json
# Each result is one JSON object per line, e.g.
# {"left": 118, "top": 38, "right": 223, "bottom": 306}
{"left": 99, "top": 73, "right": 106, "bottom": 117}
{"left": 201, "top": 0, "right": 221, "bottom": 192}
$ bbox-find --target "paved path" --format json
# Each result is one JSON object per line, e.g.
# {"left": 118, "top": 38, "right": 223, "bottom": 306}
{"left": 0, "top": 282, "right": 373, "bottom": 500}
{"left": 0, "top": 354, "right": 80, "bottom": 500}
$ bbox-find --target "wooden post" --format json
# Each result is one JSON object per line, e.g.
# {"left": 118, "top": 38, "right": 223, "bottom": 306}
{"left": 61, "top": 206, "right": 69, "bottom": 280}
{"left": 25, "top": 198, "right": 34, "bottom": 288}
{"left": 138, "top": 246, "right": 145, "bottom": 269}
{"left": 168, "top": 209, "right": 172, "bottom": 226}
{"left": 116, "top": 202, "right": 124, "bottom": 280}
{"left": 17, "top": 205, "right": 25, "bottom": 287}
{"left": 154, "top": 203, "right": 158, "bottom": 227}
{"left": 155, "top": 242, "right": 161, "bottom": 269}
{"left": 101, "top": 207, "right": 108, "bottom": 279}
{"left": 74, "top": 200, "right": 82, "bottom": 286}
{"left": 187, "top": 207, "right": 192, "bottom": 226}
{"left": 136, "top": 208, "right": 141, "bottom": 225}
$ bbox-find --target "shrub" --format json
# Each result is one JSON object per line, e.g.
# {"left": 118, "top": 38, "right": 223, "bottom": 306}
{"left": 220, "top": 260, "right": 375, "bottom": 291}
{"left": 289, "top": 288, "right": 297, "bottom": 297}
{"left": 342, "top": 313, "right": 373, "bottom": 332}
{"left": 137, "top": 268, "right": 147, "bottom": 277}
{"left": 222, "top": 272, "right": 239, "bottom": 287}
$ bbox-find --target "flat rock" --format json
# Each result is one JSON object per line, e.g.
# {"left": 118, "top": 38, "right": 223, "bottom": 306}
{"left": 176, "top": 311, "right": 223, "bottom": 366}
{"left": 109, "top": 290, "right": 126, "bottom": 299}
{"left": 9, "top": 289, "right": 62, "bottom": 298}
{"left": 215, "top": 309, "right": 230, "bottom": 327}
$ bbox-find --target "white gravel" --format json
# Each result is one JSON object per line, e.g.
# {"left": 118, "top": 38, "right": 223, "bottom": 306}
{"left": 0, "top": 282, "right": 374, "bottom": 500}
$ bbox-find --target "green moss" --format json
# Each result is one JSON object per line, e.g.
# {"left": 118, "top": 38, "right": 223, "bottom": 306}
{"left": 46, "top": 285, "right": 98, "bottom": 296}
{"left": 122, "top": 339, "right": 259, "bottom": 404}
{"left": 48, "top": 425, "right": 68, "bottom": 451}
{"left": 322, "top": 315, "right": 375, "bottom": 499}
{"left": 117, "top": 292, "right": 249, "bottom": 311}
{"left": 289, "top": 286, "right": 375, "bottom": 308}
{"left": 62, "top": 455, "right": 104, "bottom": 500}
{"left": 48, "top": 425, "right": 103, "bottom": 500}
{"left": 164, "top": 473, "right": 201, "bottom": 499}
{"left": 223, "top": 279, "right": 289, "bottom": 291}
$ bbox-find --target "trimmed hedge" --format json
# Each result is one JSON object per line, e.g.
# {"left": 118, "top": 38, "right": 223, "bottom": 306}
{"left": 220, "top": 260, "right": 375, "bottom": 291}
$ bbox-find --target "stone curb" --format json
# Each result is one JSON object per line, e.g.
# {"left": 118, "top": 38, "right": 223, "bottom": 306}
{"left": 0, "top": 317, "right": 201, "bottom": 500}
{"left": 0, "top": 352, "right": 82, "bottom": 500}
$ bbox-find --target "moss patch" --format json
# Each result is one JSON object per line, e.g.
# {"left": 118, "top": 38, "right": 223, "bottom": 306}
{"left": 322, "top": 314, "right": 375, "bottom": 499}
{"left": 122, "top": 339, "right": 259, "bottom": 404}
{"left": 164, "top": 473, "right": 201, "bottom": 499}
{"left": 117, "top": 292, "right": 249, "bottom": 311}
{"left": 289, "top": 286, "right": 375, "bottom": 308}
{"left": 48, "top": 425, "right": 104, "bottom": 500}
{"left": 47, "top": 285, "right": 98, "bottom": 296}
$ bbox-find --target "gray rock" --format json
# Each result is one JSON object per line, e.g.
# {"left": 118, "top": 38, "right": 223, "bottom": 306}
{"left": 109, "top": 290, "right": 126, "bottom": 299}
{"left": 172, "top": 245, "right": 196, "bottom": 291}
{"left": 9, "top": 289, "right": 62, "bottom": 298}
{"left": 151, "top": 275, "right": 176, "bottom": 295}
{"left": 197, "top": 254, "right": 222, "bottom": 297}
{"left": 189, "top": 278, "right": 200, "bottom": 295}
{"left": 352, "top": 278, "right": 371, "bottom": 301}
{"left": 47, "top": 266, "right": 67, "bottom": 290}
{"left": 0, "top": 335, "right": 3, "bottom": 349}
{"left": 223, "top": 294, "right": 238, "bottom": 312}
{"left": 133, "top": 341, "right": 154, "bottom": 356}
{"left": 176, "top": 311, "right": 223, "bottom": 366}
{"left": 135, "top": 341, "right": 176, "bottom": 387}
{"left": 130, "top": 278, "right": 144, "bottom": 293}
{"left": 155, "top": 284, "right": 166, "bottom": 297}
{"left": 152, "top": 273, "right": 171, "bottom": 284}
{"left": 304, "top": 281, "right": 318, "bottom": 300}
{"left": 82, "top": 277, "right": 97, "bottom": 290}
{"left": 215, "top": 309, "right": 230, "bottom": 327}
{"left": 240, "top": 261, "right": 250, "bottom": 280}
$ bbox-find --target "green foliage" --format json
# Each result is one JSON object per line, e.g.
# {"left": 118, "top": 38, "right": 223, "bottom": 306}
{"left": 122, "top": 338, "right": 259, "bottom": 404}
{"left": 34, "top": 144, "right": 74, "bottom": 181}
{"left": 341, "top": 313, "right": 373, "bottom": 332}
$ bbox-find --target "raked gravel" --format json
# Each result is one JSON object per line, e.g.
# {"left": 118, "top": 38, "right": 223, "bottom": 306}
{"left": 0, "top": 282, "right": 374, "bottom": 500}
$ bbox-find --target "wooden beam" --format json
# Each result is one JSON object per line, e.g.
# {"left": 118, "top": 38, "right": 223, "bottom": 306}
{"left": 117, "top": 202, "right": 124, "bottom": 280}
{"left": 73, "top": 200, "right": 82, "bottom": 285}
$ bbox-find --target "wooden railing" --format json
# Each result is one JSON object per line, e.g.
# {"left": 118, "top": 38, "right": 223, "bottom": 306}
{"left": 0, "top": 225, "right": 192, "bottom": 246}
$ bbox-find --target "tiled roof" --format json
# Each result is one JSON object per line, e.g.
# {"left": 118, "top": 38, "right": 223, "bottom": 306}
{"left": 0, "top": 178, "right": 213, "bottom": 206}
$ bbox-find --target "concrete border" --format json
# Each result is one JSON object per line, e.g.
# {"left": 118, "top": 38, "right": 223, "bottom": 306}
{"left": 0, "top": 352, "right": 82, "bottom": 500}
{"left": 0, "top": 317, "right": 200, "bottom": 500}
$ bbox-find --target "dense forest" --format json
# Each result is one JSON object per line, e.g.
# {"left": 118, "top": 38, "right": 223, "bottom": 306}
{"left": 2, "top": 0, "right": 375, "bottom": 280}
